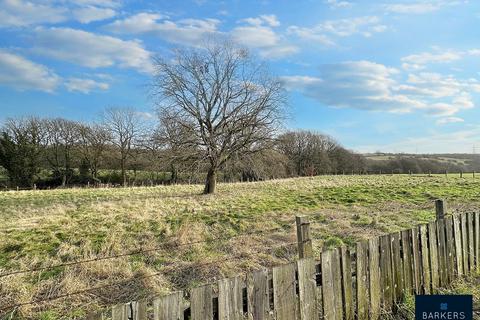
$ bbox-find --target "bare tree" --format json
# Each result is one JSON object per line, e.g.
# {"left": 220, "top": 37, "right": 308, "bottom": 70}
{"left": 77, "top": 123, "right": 110, "bottom": 180}
{"left": 152, "top": 40, "right": 286, "bottom": 194}
{"left": 102, "top": 107, "right": 142, "bottom": 186}
{"left": 44, "top": 118, "right": 79, "bottom": 186}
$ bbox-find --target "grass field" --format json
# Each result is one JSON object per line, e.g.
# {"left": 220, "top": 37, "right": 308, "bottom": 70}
{"left": 1, "top": 174, "right": 480, "bottom": 319}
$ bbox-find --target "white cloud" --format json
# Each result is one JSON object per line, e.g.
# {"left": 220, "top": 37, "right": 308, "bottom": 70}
{"left": 0, "top": 0, "right": 67, "bottom": 27}
{"left": 282, "top": 60, "right": 477, "bottom": 117}
{"left": 383, "top": 1, "right": 467, "bottom": 14}
{"left": 286, "top": 26, "right": 335, "bottom": 46}
{"left": 107, "top": 12, "right": 296, "bottom": 58}
{"left": 325, "top": 0, "right": 353, "bottom": 8}
{"left": 135, "top": 111, "right": 155, "bottom": 120}
{"left": 280, "top": 75, "right": 323, "bottom": 91}
{"left": 241, "top": 14, "right": 280, "bottom": 27}
{"left": 383, "top": 2, "right": 440, "bottom": 14}
{"left": 232, "top": 24, "right": 279, "bottom": 47}
{"left": 232, "top": 15, "right": 298, "bottom": 59}
{"left": 436, "top": 117, "right": 464, "bottom": 125}
{"left": 282, "top": 61, "right": 421, "bottom": 112}
{"left": 468, "top": 49, "right": 480, "bottom": 56}
{"left": 0, "top": 0, "right": 119, "bottom": 27}
{"left": 32, "top": 27, "right": 153, "bottom": 73}
{"left": 70, "top": 0, "right": 119, "bottom": 8}
{"left": 401, "top": 51, "right": 462, "bottom": 70}
{"left": 106, "top": 13, "right": 220, "bottom": 47}
{"left": 73, "top": 6, "right": 116, "bottom": 23}
{"left": 259, "top": 45, "right": 299, "bottom": 59}
{"left": 0, "top": 50, "right": 59, "bottom": 92}
{"left": 65, "top": 77, "right": 109, "bottom": 93}
{"left": 287, "top": 16, "right": 386, "bottom": 46}
{"left": 322, "top": 16, "right": 385, "bottom": 37}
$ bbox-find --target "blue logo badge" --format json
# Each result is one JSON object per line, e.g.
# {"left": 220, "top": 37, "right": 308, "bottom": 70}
{"left": 415, "top": 295, "right": 472, "bottom": 320}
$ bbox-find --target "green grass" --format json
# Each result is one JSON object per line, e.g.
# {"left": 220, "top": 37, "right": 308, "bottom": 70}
{"left": 1, "top": 174, "right": 480, "bottom": 318}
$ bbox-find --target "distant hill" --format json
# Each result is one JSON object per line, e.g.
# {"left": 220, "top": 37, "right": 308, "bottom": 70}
{"left": 363, "top": 153, "right": 480, "bottom": 173}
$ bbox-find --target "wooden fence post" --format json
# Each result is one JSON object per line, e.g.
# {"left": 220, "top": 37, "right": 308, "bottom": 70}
{"left": 296, "top": 216, "right": 313, "bottom": 259}
{"left": 435, "top": 199, "right": 445, "bottom": 220}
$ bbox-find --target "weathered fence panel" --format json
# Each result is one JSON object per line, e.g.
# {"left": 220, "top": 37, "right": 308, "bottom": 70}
{"left": 436, "top": 219, "right": 447, "bottom": 286}
{"left": 297, "top": 258, "right": 318, "bottom": 320}
{"left": 461, "top": 213, "right": 469, "bottom": 274}
{"left": 474, "top": 212, "right": 480, "bottom": 271}
{"left": 445, "top": 216, "right": 455, "bottom": 283}
{"left": 98, "top": 210, "right": 480, "bottom": 320}
{"left": 273, "top": 262, "right": 297, "bottom": 320}
{"left": 368, "top": 237, "right": 381, "bottom": 320}
{"left": 356, "top": 241, "right": 369, "bottom": 320}
{"left": 467, "top": 212, "right": 475, "bottom": 273}
{"left": 218, "top": 276, "right": 243, "bottom": 320}
{"left": 380, "top": 234, "right": 393, "bottom": 310}
{"left": 322, "top": 249, "right": 343, "bottom": 320}
{"left": 428, "top": 222, "right": 439, "bottom": 291}
{"left": 453, "top": 214, "right": 464, "bottom": 276}
{"left": 153, "top": 291, "right": 184, "bottom": 320}
{"left": 247, "top": 270, "right": 269, "bottom": 320}
{"left": 401, "top": 230, "right": 413, "bottom": 294}
{"left": 391, "top": 232, "right": 404, "bottom": 302}
{"left": 339, "top": 247, "right": 354, "bottom": 320}
{"left": 419, "top": 224, "right": 431, "bottom": 294}
{"left": 410, "top": 227, "right": 422, "bottom": 293}
{"left": 190, "top": 284, "right": 213, "bottom": 320}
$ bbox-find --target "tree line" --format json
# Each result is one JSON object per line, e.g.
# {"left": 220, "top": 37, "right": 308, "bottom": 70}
{"left": 0, "top": 112, "right": 365, "bottom": 190}
{"left": 1, "top": 40, "right": 475, "bottom": 193}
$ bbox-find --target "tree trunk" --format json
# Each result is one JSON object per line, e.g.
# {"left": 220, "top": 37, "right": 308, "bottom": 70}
{"left": 121, "top": 158, "right": 126, "bottom": 186}
{"left": 204, "top": 167, "right": 217, "bottom": 194}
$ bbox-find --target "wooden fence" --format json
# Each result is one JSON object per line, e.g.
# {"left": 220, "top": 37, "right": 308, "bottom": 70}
{"left": 89, "top": 206, "right": 479, "bottom": 320}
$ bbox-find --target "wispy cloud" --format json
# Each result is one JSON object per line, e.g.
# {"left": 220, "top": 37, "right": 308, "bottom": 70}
{"left": 32, "top": 27, "right": 153, "bottom": 73}
{"left": 436, "top": 117, "right": 464, "bottom": 125}
{"left": 325, "top": 0, "right": 353, "bottom": 9}
{"left": 0, "top": 0, "right": 67, "bottom": 27}
{"left": 287, "top": 16, "right": 386, "bottom": 46}
{"left": 232, "top": 14, "right": 298, "bottom": 58}
{"left": 0, "top": 50, "right": 59, "bottom": 92}
{"left": 401, "top": 48, "right": 480, "bottom": 70}
{"left": 106, "top": 13, "right": 221, "bottom": 47}
{"left": 0, "top": 0, "right": 119, "bottom": 27}
{"left": 383, "top": 1, "right": 467, "bottom": 15}
{"left": 73, "top": 6, "right": 116, "bottom": 24}
{"left": 65, "top": 77, "right": 109, "bottom": 93}
{"left": 282, "top": 60, "right": 478, "bottom": 117}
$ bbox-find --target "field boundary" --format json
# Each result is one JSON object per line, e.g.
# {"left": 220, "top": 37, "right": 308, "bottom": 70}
{"left": 1, "top": 171, "right": 477, "bottom": 192}
{"left": 104, "top": 202, "right": 479, "bottom": 320}
{"left": 2, "top": 201, "right": 479, "bottom": 319}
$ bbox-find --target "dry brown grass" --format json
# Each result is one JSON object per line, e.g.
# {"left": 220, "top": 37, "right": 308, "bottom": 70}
{"left": 1, "top": 174, "right": 479, "bottom": 319}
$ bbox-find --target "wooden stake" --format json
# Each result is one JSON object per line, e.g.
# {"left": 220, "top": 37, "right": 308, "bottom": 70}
{"left": 435, "top": 199, "right": 445, "bottom": 220}
{"left": 296, "top": 216, "right": 313, "bottom": 259}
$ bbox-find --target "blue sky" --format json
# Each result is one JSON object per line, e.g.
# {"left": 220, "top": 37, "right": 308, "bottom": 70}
{"left": 0, "top": 0, "right": 479, "bottom": 153}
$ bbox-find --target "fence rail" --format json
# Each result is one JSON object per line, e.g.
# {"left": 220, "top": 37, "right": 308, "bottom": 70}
{"left": 84, "top": 202, "right": 479, "bottom": 320}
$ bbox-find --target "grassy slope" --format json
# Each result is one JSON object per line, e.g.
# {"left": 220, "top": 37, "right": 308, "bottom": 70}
{"left": 365, "top": 154, "right": 473, "bottom": 166}
{"left": 1, "top": 174, "right": 480, "bottom": 319}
